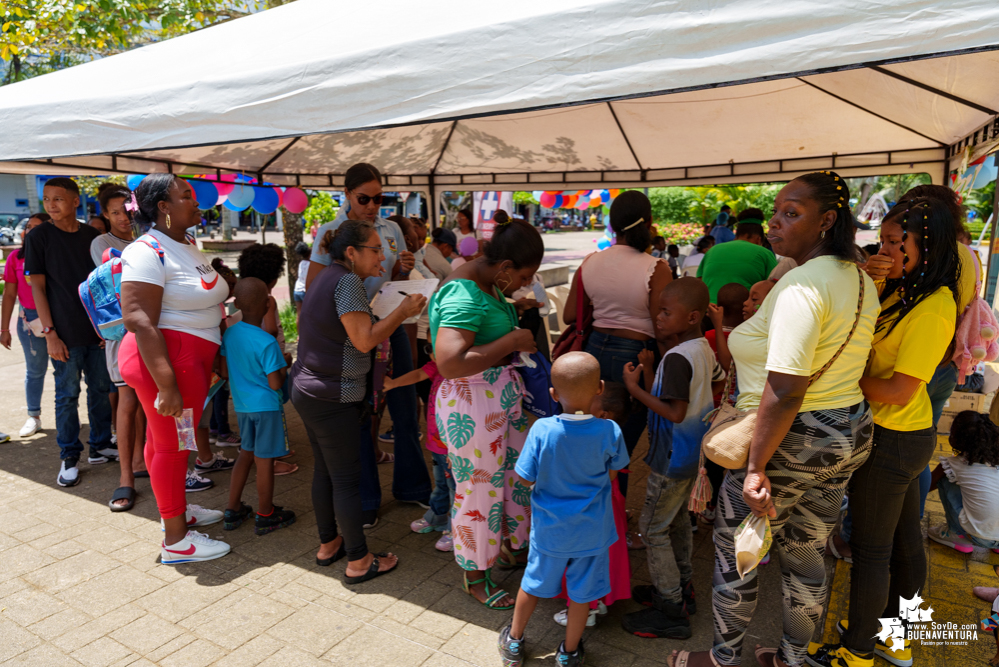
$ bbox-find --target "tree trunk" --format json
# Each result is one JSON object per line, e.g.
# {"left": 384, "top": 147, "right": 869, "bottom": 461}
{"left": 283, "top": 211, "right": 304, "bottom": 295}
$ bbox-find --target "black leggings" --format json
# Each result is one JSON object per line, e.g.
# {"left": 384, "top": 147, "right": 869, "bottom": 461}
{"left": 291, "top": 386, "right": 368, "bottom": 561}
{"left": 843, "top": 424, "right": 936, "bottom": 654}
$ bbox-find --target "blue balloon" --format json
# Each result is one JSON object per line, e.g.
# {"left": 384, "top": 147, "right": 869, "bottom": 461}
{"left": 187, "top": 179, "right": 219, "bottom": 210}
{"left": 225, "top": 183, "right": 254, "bottom": 210}
{"left": 223, "top": 198, "right": 249, "bottom": 212}
{"left": 126, "top": 174, "right": 146, "bottom": 190}
{"left": 596, "top": 237, "right": 612, "bottom": 251}
{"left": 599, "top": 189, "right": 611, "bottom": 204}
{"left": 251, "top": 186, "right": 279, "bottom": 215}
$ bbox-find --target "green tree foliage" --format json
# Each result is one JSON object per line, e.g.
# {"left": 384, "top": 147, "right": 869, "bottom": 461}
{"left": 965, "top": 181, "right": 995, "bottom": 226}
{"left": 301, "top": 190, "right": 339, "bottom": 230}
{"left": 649, "top": 184, "right": 782, "bottom": 229}
{"left": 1, "top": 1, "right": 259, "bottom": 85}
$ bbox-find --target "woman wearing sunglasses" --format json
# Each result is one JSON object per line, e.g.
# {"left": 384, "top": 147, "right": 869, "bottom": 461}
{"left": 306, "top": 163, "right": 432, "bottom": 526}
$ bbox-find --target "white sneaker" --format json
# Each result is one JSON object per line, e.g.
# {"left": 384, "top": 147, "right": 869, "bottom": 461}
{"left": 553, "top": 600, "right": 608, "bottom": 627}
{"left": 19, "top": 417, "right": 41, "bottom": 438}
{"left": 161, "top": 530, "right": 230, "bottom": 565}
{"left": 57, "top": 459, "right": 80, "bottom": 487}
{"left": 160, "top": 504, "right": 225, "bottom": 531}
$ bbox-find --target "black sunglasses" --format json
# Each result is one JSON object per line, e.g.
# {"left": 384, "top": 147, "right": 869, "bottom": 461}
{"left": 356, "top": 193, "right": 385, "bottom": 206}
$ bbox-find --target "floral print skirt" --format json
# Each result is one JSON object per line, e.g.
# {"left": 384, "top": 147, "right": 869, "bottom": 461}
{"left": 436, "top": 365, "right": 532, "bottom": 571}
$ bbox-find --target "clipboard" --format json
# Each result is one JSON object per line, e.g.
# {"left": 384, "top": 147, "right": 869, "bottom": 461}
{"left": 370, "top": 278, "right": 439, "bottom": 324}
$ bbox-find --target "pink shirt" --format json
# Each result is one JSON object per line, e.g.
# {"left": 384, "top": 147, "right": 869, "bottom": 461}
{"left": 3, "top": 253, "right": 35, "bottom": 310}
{"left": 424, "top": 360, "right": 446, "bottom": 455}
{"left": 583, "top": 245, "right": 662, "bottom": 338}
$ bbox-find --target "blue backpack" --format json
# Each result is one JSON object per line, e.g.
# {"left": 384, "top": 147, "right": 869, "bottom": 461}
{"left": 517, "top": 351, "right": 562, "bottom": 419}
{"left": 79, "top": 234, "right": 164, "bottom": 341}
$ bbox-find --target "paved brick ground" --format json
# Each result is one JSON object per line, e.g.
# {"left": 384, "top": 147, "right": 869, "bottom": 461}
{"left": 0, "top": 228, "right": 996, "bottom": 665}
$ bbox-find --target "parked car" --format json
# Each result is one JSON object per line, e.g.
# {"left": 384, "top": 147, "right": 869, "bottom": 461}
{"left": 0, "top": 215, "right": 19, "bottom": 245}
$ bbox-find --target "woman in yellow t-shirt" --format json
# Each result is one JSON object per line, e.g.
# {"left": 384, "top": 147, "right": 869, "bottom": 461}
{"left": 670, "top": 171, "right": 882, "bottom": 667}
{"left": 809, "top": 197, "right": 959, "bottom": 667}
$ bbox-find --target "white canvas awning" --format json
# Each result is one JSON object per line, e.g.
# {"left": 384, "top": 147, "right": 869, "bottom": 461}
{"left": 1, "top": 0, "right": 997, "bottom": 201}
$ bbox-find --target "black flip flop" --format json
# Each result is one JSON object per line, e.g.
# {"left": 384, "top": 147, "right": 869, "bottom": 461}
{"left": 316, "top": 541, "right": 347, "bottom": 567}
{"left": 343, "top": 552, "right": 397, "bottom": 584}
{"left": 108, "top": 486, "right": 136, "bottom": 512}
{"left": 134, "top": 470, "right": 149, "bottom": 479}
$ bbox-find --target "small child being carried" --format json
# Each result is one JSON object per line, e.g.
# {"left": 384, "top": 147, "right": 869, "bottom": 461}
{"left": 220, "top": 278, "right": 297, "bottom": 536}
{"left": 499, "top": 352, "right": 629, "bottom": 667}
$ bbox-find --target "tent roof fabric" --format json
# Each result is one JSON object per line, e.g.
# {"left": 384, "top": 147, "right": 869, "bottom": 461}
{"left": 1, "top": 0, "right": 997, "bottom": 191}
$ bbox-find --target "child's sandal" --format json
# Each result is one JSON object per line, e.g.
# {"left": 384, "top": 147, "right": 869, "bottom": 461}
{"left": 462, "top": 571, "right": 514, "bottom": 610}
{"left": 497, "top": 543, "right": 528, "bottom": 569}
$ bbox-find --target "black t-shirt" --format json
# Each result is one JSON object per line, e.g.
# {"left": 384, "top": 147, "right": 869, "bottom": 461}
{"left": 24, "top": 222, "right": 101, "bottom": 348}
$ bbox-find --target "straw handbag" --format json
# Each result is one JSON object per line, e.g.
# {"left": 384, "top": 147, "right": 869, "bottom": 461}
{"left": 702, "top": 265, "right": 866, "bottom": 469}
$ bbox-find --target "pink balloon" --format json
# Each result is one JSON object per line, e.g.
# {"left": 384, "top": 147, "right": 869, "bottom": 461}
{"left": 283, "top": 187, "right": 309, "bottom": 214}
{"left": 274, "top": 187, "right": 284, "bottom": 208}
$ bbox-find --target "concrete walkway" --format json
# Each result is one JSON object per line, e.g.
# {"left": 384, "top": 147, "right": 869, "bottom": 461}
{"left": 1, "top": 229, "right": 996, "bottom": 665}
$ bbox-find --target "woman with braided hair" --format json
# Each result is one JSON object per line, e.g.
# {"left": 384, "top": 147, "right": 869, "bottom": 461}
{"left": 670, "top": 171, "right": 882, "bottom": 667}
{"left": 807, "top": 196, "right": 959, "bottom": 667}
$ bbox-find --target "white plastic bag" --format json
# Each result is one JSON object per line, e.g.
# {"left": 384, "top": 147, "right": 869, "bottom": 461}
{"left": 734, "top": 513, "right": 772, "bottom": 579}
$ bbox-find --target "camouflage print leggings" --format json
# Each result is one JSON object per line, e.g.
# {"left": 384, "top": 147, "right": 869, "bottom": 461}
{"left": 710, "top": 401, "right": 874, "bottom": 666}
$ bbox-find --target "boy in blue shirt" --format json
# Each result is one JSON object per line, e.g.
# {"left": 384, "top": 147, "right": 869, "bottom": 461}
{"left": 621, "top": 277, "right": 725, "bottom": 639}
{"left": 499, "top": 352, "right": 629, "bottom": 667}
{"left": 220, "top": 278, "right": 297, "bottom": 536}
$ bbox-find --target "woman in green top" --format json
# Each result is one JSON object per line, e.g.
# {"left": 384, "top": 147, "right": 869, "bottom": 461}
{"left": 430, "top": 213, "right": 544, "bottom": 609}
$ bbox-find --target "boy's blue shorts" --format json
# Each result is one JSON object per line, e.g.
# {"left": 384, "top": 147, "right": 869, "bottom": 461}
{"left": 235, "top": 410, "right": 289, "bottom": 459}
{"left": 521, "top": 548, "right": 610, "bottom": 603}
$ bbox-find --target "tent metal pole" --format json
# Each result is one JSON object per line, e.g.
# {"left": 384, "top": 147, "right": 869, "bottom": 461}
{"left": 428, "top": 173, "right": 437, "bottom": 229}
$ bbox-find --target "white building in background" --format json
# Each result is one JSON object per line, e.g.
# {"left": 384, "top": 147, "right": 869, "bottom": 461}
{"left": 0, "top": 174, "right": 35, "bottom": 220}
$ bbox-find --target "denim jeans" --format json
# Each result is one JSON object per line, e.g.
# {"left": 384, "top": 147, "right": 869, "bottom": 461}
{"left": 52, "top": 343, "right": 112, "bottom": 461}
{"left": 209, "top": 382, "right": 232, "bottom": 436}
{"left": 585, "top": 330, "right": 656, "bottom": 496}
{"left": 937, "top": 477, "right": 999, "bottom": 549}
{"left": 424, "top": 451, "right": 456, "bottom": 531}
{"left": 359, "top": 325, "right": 432, "bottom": 509}
{"left": 17, "top": 309, "right": 49, "bottom": 417}
{"left": 843, "top": 425, "right": 937, "bottom": 654}
{"left": 640, "top": 471, "right": 695, "bottom": 604}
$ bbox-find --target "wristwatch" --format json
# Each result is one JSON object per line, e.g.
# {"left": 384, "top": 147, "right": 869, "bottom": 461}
{"left": 41, "top": 326, "right": 56, "bottom": 335}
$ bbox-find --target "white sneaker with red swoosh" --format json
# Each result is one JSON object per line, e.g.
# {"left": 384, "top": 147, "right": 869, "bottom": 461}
{"left": 161, "top": 530, "right": 230, "bottom": 565}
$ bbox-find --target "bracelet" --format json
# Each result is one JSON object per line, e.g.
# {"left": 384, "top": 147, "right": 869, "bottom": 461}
{"left": 0, "top": 329, "right": 8, "bottom": 333}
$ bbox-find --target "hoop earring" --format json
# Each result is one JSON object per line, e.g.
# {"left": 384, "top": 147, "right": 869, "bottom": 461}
{"left": 165, "top": 213, "right": 171, "bottom": 230}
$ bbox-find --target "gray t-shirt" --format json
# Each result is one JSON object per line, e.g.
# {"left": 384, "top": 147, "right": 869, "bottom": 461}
{"left": 90, "top": 232, "right": 132, "bottom": 265}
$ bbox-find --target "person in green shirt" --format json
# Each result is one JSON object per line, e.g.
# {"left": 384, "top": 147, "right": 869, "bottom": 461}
{"left": 696, "top": 209, "right": 778, "bottom": 303}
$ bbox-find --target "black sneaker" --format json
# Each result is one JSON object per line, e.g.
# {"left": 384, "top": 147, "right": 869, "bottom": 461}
{"left": 632, "top": 580, "right": 696, "bottom": 615}
{"left": 362, "top": 509, "right": 379, "bottom": 529}
{"left": 89, "top": 445, "right": 118, "bottom": 464}
{"left": 621, "top": 591, "right": 691, "bottom": 639}
{"left": 555, "top": 640, "right": 585, "bottom": 666}
{"left": 497, "top": 623, "right": 525, "bottom": 667}
{"left": 255, "top": 505, "right": 296, "bottom": 536}
{"left": 224, "top": 502, "right": 253, "bottom": 531}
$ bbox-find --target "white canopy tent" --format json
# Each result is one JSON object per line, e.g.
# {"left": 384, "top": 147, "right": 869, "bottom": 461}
{"left": 1, "top": 0, "right": 997, "bottom": 217}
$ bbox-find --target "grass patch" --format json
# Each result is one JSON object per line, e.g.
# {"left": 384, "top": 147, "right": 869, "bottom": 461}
{"left": 279, "top": 300, "right": 298, "bottom": 343}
